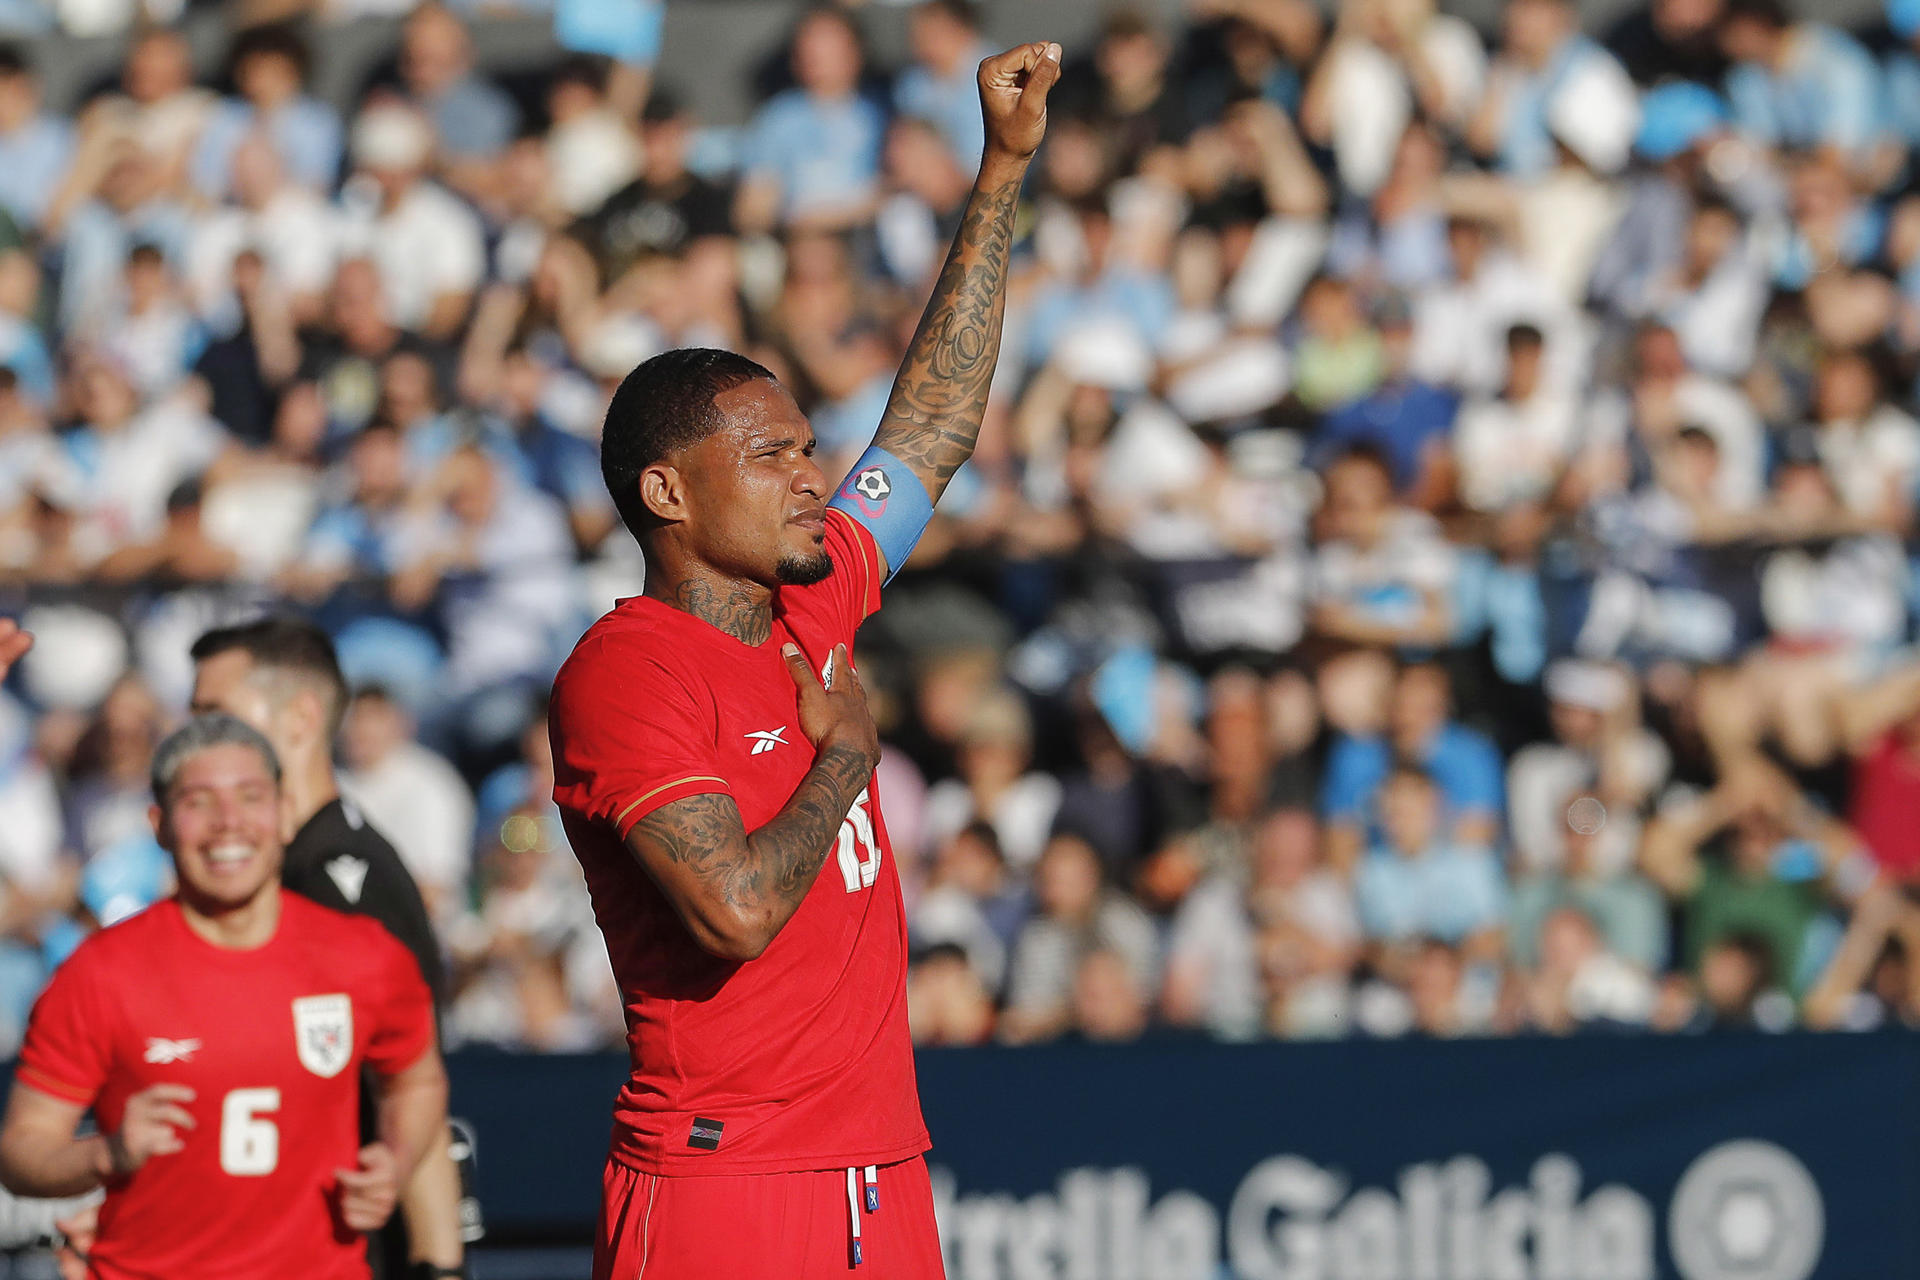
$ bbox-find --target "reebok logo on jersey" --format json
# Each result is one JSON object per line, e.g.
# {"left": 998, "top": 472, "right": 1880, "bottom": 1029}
{"left": 144, "top": 1037, "right": 200, "bottom": 1064}
{"left": 325, "top": 855, "right": 369, "bottom": 904}
{"left": 746, "top": 727, "right": 790, "bottom": 756}
{"left": 688, "top": 1118, "right": 725, "bottom": 1151}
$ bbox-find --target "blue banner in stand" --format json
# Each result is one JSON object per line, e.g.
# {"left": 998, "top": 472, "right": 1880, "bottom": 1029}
{"left": 270, "top": 1033, "right": 1919, "bottom": 1278}
{"left": 913, "top": 1032, "right": 1920, "bottom": 1280}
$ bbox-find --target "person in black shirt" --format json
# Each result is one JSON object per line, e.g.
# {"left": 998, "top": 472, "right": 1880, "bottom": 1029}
{"left": 575, "top": 87, "right": 734, "bottom": 284}
{"left": 1604, "top": 0, "right": 1730, "bottom": 87}
{"left": 187, "top": 617, "right": 465, "bottom": 1280}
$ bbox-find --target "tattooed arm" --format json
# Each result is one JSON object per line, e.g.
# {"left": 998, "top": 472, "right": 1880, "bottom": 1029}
{"left": 866, "top": 42, "right": 1061, "bottom": 568}
{"left": 623, "top": 644, "right": 880, "bottom": 961}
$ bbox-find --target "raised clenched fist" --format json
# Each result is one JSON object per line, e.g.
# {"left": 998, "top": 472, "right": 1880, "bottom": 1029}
{"left": 978, "top": 42, "right": 1063, "bottom": 163}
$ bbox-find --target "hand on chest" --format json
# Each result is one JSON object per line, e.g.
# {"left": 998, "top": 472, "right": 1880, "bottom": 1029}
{"left": 715, "top": 639, "right": 883, "bottom": 898}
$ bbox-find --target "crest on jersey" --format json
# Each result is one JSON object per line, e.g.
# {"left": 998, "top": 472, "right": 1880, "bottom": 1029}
{"left": 292, "top": 993, "right": 353, "bottom": 1079}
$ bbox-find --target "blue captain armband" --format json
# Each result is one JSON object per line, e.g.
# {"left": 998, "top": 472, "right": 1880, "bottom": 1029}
{"left": 828, "top": 446, "right": 935, "bottom": 584}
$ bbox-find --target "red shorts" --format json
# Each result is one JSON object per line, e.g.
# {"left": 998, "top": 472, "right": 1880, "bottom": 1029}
{"left": 593, "top": 1156, "right": 946, "bottom": 1279}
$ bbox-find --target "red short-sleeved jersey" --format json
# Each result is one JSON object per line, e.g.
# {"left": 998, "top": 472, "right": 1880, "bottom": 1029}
{"left": 16, "top": 893, "right": 435, "bottom": 1280}
{"left": 550, "top": 510, "right": 929, "bottom": 1176}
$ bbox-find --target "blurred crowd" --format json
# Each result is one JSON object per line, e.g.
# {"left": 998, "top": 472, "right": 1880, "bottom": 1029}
{"left": 9, "top": 0, "right": 1920, "bottom": 1054}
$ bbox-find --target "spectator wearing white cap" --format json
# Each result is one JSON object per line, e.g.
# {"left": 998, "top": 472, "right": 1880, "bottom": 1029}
{"left": 336, "top": 102, "right": 484, "bottom": 340}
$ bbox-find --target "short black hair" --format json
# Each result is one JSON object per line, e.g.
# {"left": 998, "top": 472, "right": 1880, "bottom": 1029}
{"left": 1328, "top": 441, "right": 1393, "bottom": 480}
{"left": 641, "top": 85, "right": 684, "bottom": 124}
{"left": 1506, "top": 322, "right": 1546, "bottom": 350}
{"left": 1721, "top": 0, "right": 1789, "bottom": 28}
{"left": 918, "top": 0, "right": 981, "bottom": 28}
{"left": 1386, "top": 760, "right": 1437, "bottom": 789}
{"left": 0, "top": 44, "right": 32, "bottom": 79}
{"left": 230, "top": 22, "right": 311, "bottom": 81}
{"left": 600, "top": 347, "right": 779, "bottom": 540}
{"left": 552, "top": 53, "right": 608, "bottom": 95}
{"left": 190, "top": 616, "right": 348, "bottom": 735}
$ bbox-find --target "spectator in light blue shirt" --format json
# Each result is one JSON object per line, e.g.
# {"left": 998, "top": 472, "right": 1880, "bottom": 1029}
{"left": 1322, "top": 660, "right": 1506, "bottom": 869}
{"left": 398, "top": 3, "right": 519, "bottom": 167}
{"left": 1021, "top": 199, "right": 1176, "bottom": 376}
{"left": 895, "top": 0, "right": 992, "bottom": 168}
{"left": 0, "top": 45, "right": 70, "bottom": 232}
{"left": 736, "top": 8, "right": 886, "bottom": 233}
{"left": 191, "top": 25, "right": 343, "bottom": 201}
{"left": 1356, "top": 766, "right": 1509, "bottom": 948}
{"left": 1473, "top": 0, "right": 1633, "bottom": 179}
{"left": 1881, "top": 0, "right": 1920, "bottom": 149}
{"left": 1719, "top": 0, "right": 1883, "bottom": 160}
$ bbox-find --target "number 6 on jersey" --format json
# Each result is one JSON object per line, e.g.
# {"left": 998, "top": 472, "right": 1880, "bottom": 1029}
{"left": 219, "top": 1087, "right": 280, "bottom": 1176}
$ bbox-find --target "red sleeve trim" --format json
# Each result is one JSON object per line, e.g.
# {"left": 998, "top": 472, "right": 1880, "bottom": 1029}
{"left": 826, "top": 508, "right": 883, "bottom": 619}
{"left": 14, "top": 1065, "right": 96, "bottom": 1107}
{"left": 613, "top": 775, "right": 732, "bottom": 839}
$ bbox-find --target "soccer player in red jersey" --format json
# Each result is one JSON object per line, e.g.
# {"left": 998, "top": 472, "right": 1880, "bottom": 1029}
{"left": 549, "top": 40, "right": 1061, "bottom": 1279}
{"left": 0, "top": 713, "right": 448, "bottom": 1280}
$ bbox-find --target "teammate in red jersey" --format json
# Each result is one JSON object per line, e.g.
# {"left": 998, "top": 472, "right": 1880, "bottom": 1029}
{"left": 0, "top": 713, "right": 447, "bottom": 1280}
{"left": 549, "top": 39, "right": 1060, "bottom": 1280}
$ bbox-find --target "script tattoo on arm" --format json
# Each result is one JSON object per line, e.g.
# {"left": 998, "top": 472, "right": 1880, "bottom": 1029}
{"left": 871, "top": 168, "right": 1025, "bottom": 504}
{"left": 627, "top": 742, "right": 873, "bottom": 960}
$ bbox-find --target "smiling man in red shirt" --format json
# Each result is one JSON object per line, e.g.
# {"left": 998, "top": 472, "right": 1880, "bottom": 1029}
{"left": 0, "top": 713, "right": 446, "bottom": 1280}
{"left": 549, "top": 40, "right": 1060, "bottom": 1280}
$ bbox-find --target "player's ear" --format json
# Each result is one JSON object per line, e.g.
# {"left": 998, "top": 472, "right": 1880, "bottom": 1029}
{"left": 639, "top": 462, "right": 689, "bottom": 526}
{"left": 148, "top": 803, "right": 167, "bottom": 847}
{"left": 288, "top": 687, "right": 325, "bottom": 752}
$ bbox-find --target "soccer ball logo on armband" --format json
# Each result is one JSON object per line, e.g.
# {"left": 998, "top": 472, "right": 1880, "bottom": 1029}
{"left": 845, "top": 466, "right": 892, "bottom": 514}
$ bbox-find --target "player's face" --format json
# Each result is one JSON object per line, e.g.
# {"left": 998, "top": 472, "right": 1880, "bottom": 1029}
{"left": 682, "top": 379, "right": 833, "bottom": 587}
{"left": 191, "top": 651, "right": 278, "bottom": 739}
{"left": 155, "top": 742, "right": 287, "bottom": 913}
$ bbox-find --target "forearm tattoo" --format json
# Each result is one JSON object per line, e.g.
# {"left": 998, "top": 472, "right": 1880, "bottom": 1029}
{"left": 633, "top": 743, "right": 873, "bottom": 931}
{"left": 874, "top": 171, "right": 1024, "bottom": 500}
